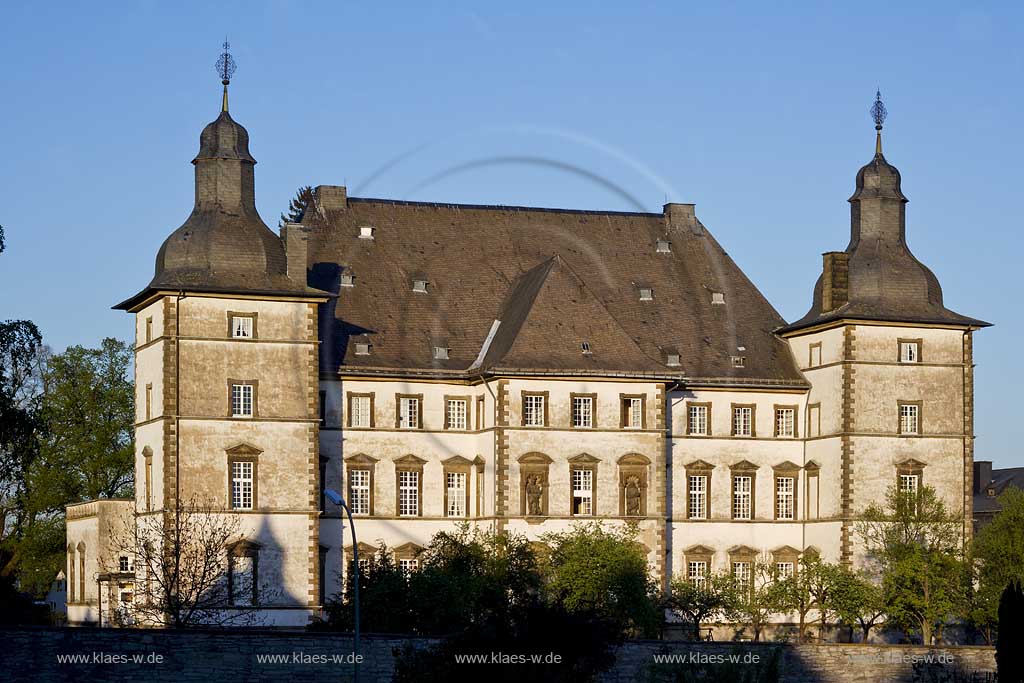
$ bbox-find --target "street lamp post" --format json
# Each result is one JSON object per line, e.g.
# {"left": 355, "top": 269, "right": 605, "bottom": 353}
{"left": 324, "top": 488, "right": 359, "bottom": 683}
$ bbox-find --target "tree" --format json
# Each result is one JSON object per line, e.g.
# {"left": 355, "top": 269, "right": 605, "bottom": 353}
{"left": 668, "top": 571, "right": 738, "bottom": 640}
{"left": 279, "top": 186, "right": 314, "bottom": 227}
{"left": 830, "top": 566, "right": 886, "bottom": 642}
{"left": 857, "top": 485, "right": 966, "bottom": 644}
{"left": 728, "top": 558, "right": 786, "bottom": 642}
{"left": 973, "top": 488, "right": 1024, "bottom": 643}
{"left": 542, "top": 522, "right": 661, "bottom": 637}
{"left": 773, "top": 555, "right": 841, "bottom": 642}
{"left": 997, "top": 581, "right": 1024, "bottom": 683}
{"left": 106, "top": 496, "right": 262, "bottom": 628}
{"left": 0, "top": 224, "right": 5, "bottom": 253}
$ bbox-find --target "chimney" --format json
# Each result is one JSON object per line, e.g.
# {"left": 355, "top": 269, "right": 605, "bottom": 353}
{"left": 281, "top": 222, "right": 311, "bottom": 285}
{"left": 973, "top": 460, "right": 992, "bottom": 495}
{"left": 664, "top": 203, "right": 700, "bottom": 234}
{"left": 821, "top": 252, "right": 849, "bottom": 312}
{"left": 314, "top": 185, "right": 347, "bottom": 212}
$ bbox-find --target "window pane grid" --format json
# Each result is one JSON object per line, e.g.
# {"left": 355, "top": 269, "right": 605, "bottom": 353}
{"left": 688, "top": 475, "right": 707, "bottom": 519}
{"left": 400, "top": 398, "right": 419, "bottom": 429}
{"left": 231, "top": 461, "right": 253, "bottom": 510}
{"left": 232, "top": 316, "right": 253, "bottom": 338}
{"left": 776, "top": 562, "right": 794, "bottom": 579}
{"left": 572, "top": 469, "right": 593, "bottom": 515}
{"left": 733, "top": 475, "right": 752, "bottom": 519}
{"left": 231, "top": 384, "right": 253, "bottom": 417}
{"left": 733, "top": 562, "right": 751, "bottom": 590}
{"left": 775, "top": 409, "right": 794, "bottom": 437}
{"left": 446, "top": 400, "right": 467, "bottom": 430}
{"left": 900, "top": 404, "right": 919, "bottom": 434}
{"left": 776, "top": 476, "right": 794, "bottom": 520}
{"left": 399, "top": 470, "right": 419, "bottom": 516}
{"left": 349, "top": 469, "right": 370, "bottom": 515}
{"left": 350, "top": 396, "right": 371, "bottom": 428}
{"left": 733, "top": 407, "right": 752, "bottom": 436}
{"left": 688, "top": 561, "right": 707, "bottom": 588}
{"left": 900, "top": 342, "right": 919, "bottom": 363}
{"left": 688, "top": 406, "right": 707, "bottom": 435}
{"left": 625, "top": 398, "right": 643, "bottom": 428}
{"left": 446, "top": 471, "right": 467, "bottom": 517}
{"left": 572, "top": 397, "right": 593, "bottom": 428}
{"left": 524, "top": 395, "right": 545, "bottom": 427}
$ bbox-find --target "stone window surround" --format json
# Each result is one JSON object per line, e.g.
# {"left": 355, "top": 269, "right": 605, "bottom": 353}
{"left": 519, "top": 452, "right": 553, "bottom": 517}
{"left": 346, "top": 392, "right": 375, "bottom": 429}
{"left": 343, "top": 542, "right": 379, "bottom": 576}
{"left": 896, "top": 458, "right": 926, "bottom": 492}
{"left": 806, "top": 403, "right": 821, "bottom": 438}
{"left": 898, "top": 400, "right": 923, "bottom": 435}
{"left": 443, "top": 395, "right": 471, "bottom": 430}
{"left": 226, "top": 443, "right": 262, "bottom": 510}
{"left": 227, "top": 379, "right": 259, "bottom": 418}
{"left": 569, "top": 392, "right": 598, "bottom": 429}
{"left": 728, "top": 545, "right": 756, "bottom": 589}
{"left": 569, "top": 453, "right": 600, "bottom": 516}
{"left": 442, "top": 455, "right": 473, "bottom": 518}
{"left": 226, "top": 311, "right": 259, "bottom": 340}
{"left": 773, "top": 404, "right": 798, "bottom": 438}
{"left": 804, "top": 461, "right": 821, "bottom": 520}
{"left": 474, "top": 456, "right": 486, "bottom": 517}
{"left": 897, "top": 337, "right": 924, "bottom": 363}
{"left": 683, "top": 544, "right": 714, "bottom": 582}
{"left": 145, "top": 316, "right": 153, "bottom": 344}
{"left": 393, "top": 542, "right": 425, "bottom": 569}
{"left": 729, "top": 461, "right": 759, "bottom": 520}
{"left": 772, "top": 462, "right": 801, "bottom": 521}
{"left": 683, "top": 460, "right": 714, "bottom": 520}
{"left": 227, "top": 539, "right": 260, "bottom": 607}
{"left": 521, "top": 391, "right": 550, "bottom": 427}
{"left": 77, "top": 541, "right": 86, "bottom": 603}
{"left": 619, "top": 393, "right": 647, "bottom": 429}
{"left": 394, "top": 454, "right": 426, "bottom": 517}
{"left": 142, "top": 446, "right": 153, "bottom": 512}
{"left": 66, "top": 544, "right": 76, "bottom": 603}
{"left": 344, "top": 453, "right": 378, "bottom": 516}
{"left": 731, "top": 403, "right": 756, "bottom": 437}
{"left": 617, "top": 453, "right": 650, "bottom": 517}
{"left": 476, "top": 396, "right": 485, "bottom": 430}
{"left": 772, "top": 545, "right": 801, "bottom": 576}
{"left": 395, "top": 393, "right": 424, "bottom": 429}
{"left": 145, "top": 383, "right": 153, "bottom": 421}
{"left": 808, "top": 342, "right": 823, "bottom": 368}
{"left": 686, "top": 401, "right": 712, "bottom": 436}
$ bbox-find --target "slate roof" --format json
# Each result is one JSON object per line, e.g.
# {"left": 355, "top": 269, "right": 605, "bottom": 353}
{"left": 974, "top": 467, "right": 1024, "bottom": 516}
{"left": 301, "top": 195, "right": 806, "bottom": 385}
{"left": 780, "top": 152, "right": 990, "bottom": 333}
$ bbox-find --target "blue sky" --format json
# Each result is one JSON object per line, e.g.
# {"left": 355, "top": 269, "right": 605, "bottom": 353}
{"left": 1, "top": 1, "right": 1021, "bottom": 466}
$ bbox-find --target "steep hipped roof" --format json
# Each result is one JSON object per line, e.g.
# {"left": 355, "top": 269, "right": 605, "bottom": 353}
{"left": 780, "top": 149, "right": 989, "bottom": 333}
{"left": 303, "top": 194, "right": 806, "bottom": 385}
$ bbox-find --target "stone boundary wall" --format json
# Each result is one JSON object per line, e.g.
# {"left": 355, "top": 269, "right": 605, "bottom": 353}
{"left": 0, "top": 627, "right": 996, "bottom": 683}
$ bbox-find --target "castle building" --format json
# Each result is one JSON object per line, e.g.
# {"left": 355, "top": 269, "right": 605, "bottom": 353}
{"left": 65, "top": 76, "right": 989, "bottom": 626}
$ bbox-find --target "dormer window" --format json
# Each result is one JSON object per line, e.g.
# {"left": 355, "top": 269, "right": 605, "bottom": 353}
{"left": 581, "top": 341, "right": 592, "bottom": 355}
{"left": 731, "top": 356, "right": 746, "bottom": 368}
{"left": 639, "top": 287, "right": 654, "bottom": 301}
{"left": 666, "top": 352, "right": 681, "bottom": 367}
{"left": 340, "top": 272, "right": 355, "bottom": 288}
{"left": 433, "top": 346, "right": 449, "bottom": 360}
{"left": 656, "top": 239, "right": 672, "bottom": 254}
{"left": 412, "top": 279, "right": 429, "bottom": 293}
{"left": 711, "top": 292, "right": 725, "bottom": 305}
{"left": 354, "top": 342, "right": 371, "bottom": 356}
{"left": 359, "top": 225, "right": 375, "bottom": 240}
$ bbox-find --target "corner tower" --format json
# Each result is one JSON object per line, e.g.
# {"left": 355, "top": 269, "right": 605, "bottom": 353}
{"left": 778, "top": 93, "right": 990, "bottom": 565}
{"left": 114, "top": 45, "right": 328, "bottom": 626}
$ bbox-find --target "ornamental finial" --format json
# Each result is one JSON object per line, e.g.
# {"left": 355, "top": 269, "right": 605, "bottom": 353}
{"left": 215, "top": 38, "right": 237, "bottom": 113}
{"left": 870, "top": 90, "right": 887, "bottom": 155}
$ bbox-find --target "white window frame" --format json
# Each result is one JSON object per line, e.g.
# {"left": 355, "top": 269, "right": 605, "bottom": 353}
{"left": 899, "top": 341, "right": 920, "bottom": 363}
{"left": 349, "top": 395, "right": 371, "bottom": 428}
{"left": 900, "top": 404, "right": 920, "bottom": 434}
{"left": 349, "top": 469, "right": 370, "bottom": 515}
{"left": 688, "top": 561, "right": 708, "bottom": 589}
{"left": 688, "top": 405, "right": 708, "bottom": 435}
{"left": 624, "top": 397, "right": 643, "bottom": 429}
{"left": 776, "top": 562, "right": 795, "bottom": 579}
{"left": 733, "top": 407, "right": 753, "bottom": 437}
{"left": 776, "top": 476, "right": 795, "bottom": 520}
{"left": 732, "top": 475, "right": 752, "bottom": 520}
{"left": 118, "top": 555, "right": 132, "bottom": 573}
{"left": 572, "top": 468, "right": 594, "bottom": 516}
{"left": 398, "top": 470, "right": 419, "bottom": 517}
{"left": 231, "top": 460, "right": 254, "bottom": 510}
{"left": 688, "top": 475, "right": 707, "bottom": 519}
{"left": 732, "top": 561, "right": 752, "bottom": 590}
{"left": 572, "top": 396, "right": 594, "bottom": 428}
{"left": 775, "top": 408, "right": 795, "bottom": 438}
{"left": 231, "top": 316, "right": 253, "bottom": 339}
{"left": 446, "top": 471, "right": 467, "bottom": 517}
{"left": 231, "top": 384, "right": 253, "bottom": 418}
{"left": 900, "top": 473, "right": 919, "bottom": 496}
{"left": 399, "top": 397, "right": 420, "bottom": 429}
{"left": 523, "top": 394, "right": 545, "bottom": 427}
{"left": 446, "top": 399, "right": 468, "bottom": 431}
{"left": 398, "top": 558, "right": 419, "bottom": 574}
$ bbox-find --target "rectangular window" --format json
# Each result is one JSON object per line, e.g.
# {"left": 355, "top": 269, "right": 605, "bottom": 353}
{"left": 622, "top": 397, "right": 643, "bottom": 429}
{"left": 899, "top": 403, "right": 920, "bottom": 434}
{"left": 399, "top": 397, "right": 420, "bottom": 429}
{"left": 808, "top": 404, "right": 821, "bottom": 438}
{"left": 523, "top": 394, "right": 546, "bottom": 427}
{"left": 446, "top": 471, "right": 467, "bottom": 517}
{"left": 688, "top": 404, "right": 708, "bottom": 435}
{"left": 349, "top": 395, "right": 371, "bottom": 428}
{"left": 732, "top": 561, "right": 751, "bottom": 590}
{"left": 119, "top": 555, "right": 131, "bottom": 572}
{"left": 572, "top": 396, "right": 594, "bottom": 428}
{"left": 231, "top": 461, "right": 254, "bottom": 510}
{"left": 776, "top": 476, "right": 795, "bottom": 520}
{"left": 446, "top": 399, "right": 468, "bottom": 430}
{"left": 732, "top": 475, "right": 752, "bottom": 519}
{"left": 144, "top": 457, "right": 152, "bottom": 512}
{"left": 775, "top": 408, "right": 795, "bottom": 438}
{"left": 688, "top": 475, "right": 707, "bottom": 519}
{"left": 688, "top": 561, "right": 708, "bottom": 589}
{"left": 732, "top": 406, "right": 753, "bottom": 437}
{"left": 232, "top": 316, "right": 254, "bottom": 338}
{"left": 899, "top": 341, "right": 920, "bottom": 363}
{"left": 230, "top": 555, "right": 255, "bottom": 606}
{"left": 900, "top": 473, "right": 919, "bottom": 496}
{"left": 809, "top": 343, "right": 822, "bottom": 368}
{"left": 572, "top": 469, "right": 594, "bottom": 516}
{"left": 145, "top": 383, "right": 152, "bottom": 421}
{"left": 399, "top": 558, "right": 419, "bottom": 574}
{"left": 145, "top": 317, "right": 153, "bottom": 343}
{"left": 398, "top": 470, "right": 420, "bottom": 516}
{"left": 776, "top": 562, "right": 794, "bottom": 579}
{"left": 231, "top": 384, "right": 254, "bottom": 418}
{"left": 476, "top": 397, "right": 485, "bottom": 430}
{"left": 349, "top": 469, "right": 370, "bottom": 515}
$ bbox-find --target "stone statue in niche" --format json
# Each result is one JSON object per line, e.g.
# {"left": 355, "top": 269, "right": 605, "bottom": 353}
{"left": 525, "top": 474, "right": 544, "bottom": 516}
{"left": 625, "top": 475, "right": 642, "bottom": 516}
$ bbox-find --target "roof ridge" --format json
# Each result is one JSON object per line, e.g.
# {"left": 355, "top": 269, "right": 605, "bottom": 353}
{"left": 348, "top": 196, "right": 664, "bottom": 218}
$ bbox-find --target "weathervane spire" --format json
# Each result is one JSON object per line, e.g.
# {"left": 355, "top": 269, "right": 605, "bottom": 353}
{"left": 870, "top": 90, "right": 887, "bottom": 156}
{"left": 215, "top": 38, "right": 237, "bottom": 113}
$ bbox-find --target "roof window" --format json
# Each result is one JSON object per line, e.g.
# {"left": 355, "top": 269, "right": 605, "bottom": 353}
{"left": 433, "top": 346, "right": 450, "bottom": 360}
{"left": 581, "top": 341, "right": 592, "bottom": 355}
{"left": 359, "top": 225, "right": 375, "bottom": 240}
{"left": 340, "top": 272, "right": 355, "bottom": 288}
{"left": 731, "top": 356, "right": 746, "bottom": 368}
{"left": 412, "top": 279, "right": 429, "bottom": 293}
{"left": 639, "top": 287, "right": 654, "bottom": 301}
{"left": 354, "top": 342, "right": 371, "bottom": 356}
{"left": 665, "top": 352, "right": 681, "bottom": 367}
{"left": 711, "top": 292, "right": 725, "bottom": 305}
{"left": 656, "top": 239, "right": 671, "bottom": 254}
